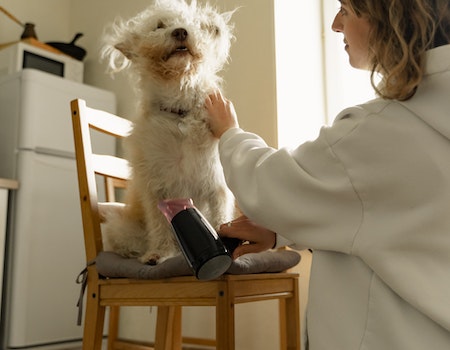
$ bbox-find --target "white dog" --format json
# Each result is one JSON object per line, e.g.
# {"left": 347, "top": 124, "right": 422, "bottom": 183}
{"left": 101, "top": 0, "right": 236, "bottom": 264}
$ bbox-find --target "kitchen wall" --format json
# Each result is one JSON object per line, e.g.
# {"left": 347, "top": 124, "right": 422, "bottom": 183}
{"left": 0, "top": 0, "right": 278, "bottom": 143}
{"left": 0, "top": 1, "right": 313, "bottom": 348}
{"left": 0, "top": 0, "right": 72, "bottom": 44}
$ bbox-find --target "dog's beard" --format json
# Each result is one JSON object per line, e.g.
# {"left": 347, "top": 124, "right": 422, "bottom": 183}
{"left": 140, "top": 44, "right": 202, "bottom": 81}
{"left": 163, "top": 45, "right": 190, "bottom": 61}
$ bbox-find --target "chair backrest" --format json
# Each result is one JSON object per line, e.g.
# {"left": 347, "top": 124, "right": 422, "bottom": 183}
{"left": 71, "top": 99, "right": 132, "bottom": 262}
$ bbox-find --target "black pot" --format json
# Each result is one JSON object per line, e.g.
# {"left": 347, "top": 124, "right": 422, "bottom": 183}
{"left": 46, "top": 33, "right": 86, "bottom": 61}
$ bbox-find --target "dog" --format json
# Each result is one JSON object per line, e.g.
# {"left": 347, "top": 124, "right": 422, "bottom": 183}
{"left": 100, "top": 0, "right": 236, "bottom": 264}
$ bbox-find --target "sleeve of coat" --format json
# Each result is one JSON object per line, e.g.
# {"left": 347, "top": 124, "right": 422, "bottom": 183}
{"left": 218, "top": 125, "right": 363, "bottom": 254}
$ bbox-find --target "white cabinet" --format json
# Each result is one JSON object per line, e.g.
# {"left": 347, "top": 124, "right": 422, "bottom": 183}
{"left": 0, "top": 179, "right": 18, "bottom": 316}
{"left": 0, "top": 70, "right": 115, "bottom": 349}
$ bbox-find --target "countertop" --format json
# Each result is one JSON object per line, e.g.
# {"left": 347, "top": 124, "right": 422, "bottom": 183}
{"left": 0, "top": 178, "right": 19, "bottom": 190}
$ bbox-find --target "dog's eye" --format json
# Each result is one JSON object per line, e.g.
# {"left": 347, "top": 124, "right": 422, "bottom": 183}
{"left": 201, "top": 22, "right": 220, "bottom": 36}
{"left": 156, "top": 20, "right": 166, "bottom": 30}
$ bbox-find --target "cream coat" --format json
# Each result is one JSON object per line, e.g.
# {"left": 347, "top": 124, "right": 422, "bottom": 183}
{"left": 218, "top": 45, "right": 450, "bottom": 349}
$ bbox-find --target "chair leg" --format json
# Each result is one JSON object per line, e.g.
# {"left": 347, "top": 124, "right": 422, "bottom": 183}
{"left": 154, "top": 306, "right": 182, "bottom": 350}
{"left": 279, "top": 299, "right": 288, "bottom": 350}
{"left": 107, "top": 306, "right": 120, "bottom": 350}
{"left": 281, "top": 282, "right": 301, "bottom": 350}
{"left": 216, "top": 286, "right": 235, "bottom": 350}
{"left": 83, "top": 289, "right": 107, "bottom": 350}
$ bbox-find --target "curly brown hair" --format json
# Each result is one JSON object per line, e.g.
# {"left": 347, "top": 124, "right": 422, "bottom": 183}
{"left": 347, "top": 0, "right": 450, "bottom": 101}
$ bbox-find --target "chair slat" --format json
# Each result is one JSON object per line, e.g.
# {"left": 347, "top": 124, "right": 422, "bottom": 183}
{"left": 87, "top": 107, "right": 133, "bottom": 138}
{"left": 92, "top": 154, "right": 130, "bottom": 181}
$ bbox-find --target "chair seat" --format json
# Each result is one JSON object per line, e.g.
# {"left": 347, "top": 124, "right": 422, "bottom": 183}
{"left": 98, "top": 272, "right": 299, "bottom": 307}
{"left": 94, "top": 250, "right": 300, "bottom": 280}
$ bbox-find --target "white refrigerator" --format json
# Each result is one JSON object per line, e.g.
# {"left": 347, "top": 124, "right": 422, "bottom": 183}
{"left": 0, "top": 69, "right": 116, "bottom": 349}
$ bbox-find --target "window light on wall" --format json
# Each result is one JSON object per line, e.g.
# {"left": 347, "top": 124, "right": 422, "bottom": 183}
{"left": 275, "top": 0, "right": 375, "bottom": 150}
{"left": 274, "top": 0, "right": 325, "bottom": 149}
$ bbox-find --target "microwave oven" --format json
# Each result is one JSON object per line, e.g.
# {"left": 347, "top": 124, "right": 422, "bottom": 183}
{"left": 0, "top": 41, "right": 84, "bottom": 83}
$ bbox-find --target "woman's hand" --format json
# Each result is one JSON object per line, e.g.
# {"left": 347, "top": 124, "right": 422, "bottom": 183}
{"left": 219, "top": 215, "right": 276, "bottom": 259}
{"left": 205, "top": 90, "right": 239, "bottom": 138}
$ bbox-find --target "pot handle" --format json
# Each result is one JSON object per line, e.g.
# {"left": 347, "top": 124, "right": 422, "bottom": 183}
{"left": 70, "top": 33, "right": 84, "bottom": 45}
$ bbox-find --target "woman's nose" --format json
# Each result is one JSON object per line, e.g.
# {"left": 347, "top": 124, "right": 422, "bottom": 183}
{"left": 332, "top": 13, "right": 343, "bottom": 33}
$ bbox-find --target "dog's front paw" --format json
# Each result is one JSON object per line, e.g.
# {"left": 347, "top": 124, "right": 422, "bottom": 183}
{"left": 138, "top": 252, "right": 162, "bottom": 265}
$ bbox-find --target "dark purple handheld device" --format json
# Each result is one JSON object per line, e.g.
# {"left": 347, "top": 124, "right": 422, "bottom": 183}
{"left": 158, "top": 198, "right": 232, "bottom": 280}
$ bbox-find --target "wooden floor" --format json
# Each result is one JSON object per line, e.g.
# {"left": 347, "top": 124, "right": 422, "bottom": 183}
{"left": 65, "top": 342, "right": 210, "bottom": 350}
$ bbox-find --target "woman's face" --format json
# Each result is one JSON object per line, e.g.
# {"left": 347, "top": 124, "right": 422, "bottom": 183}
{"left": 332, "top": 0, "right": 372, "bottom": 69}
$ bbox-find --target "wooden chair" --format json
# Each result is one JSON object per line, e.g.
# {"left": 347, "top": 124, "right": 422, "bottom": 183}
{"left": 70, "top": 98, "right": 300, "bottom": 350}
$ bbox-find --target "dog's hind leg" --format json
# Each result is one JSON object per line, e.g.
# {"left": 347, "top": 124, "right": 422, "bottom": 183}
{"left": 101, "top": 202, "right": 148, "bottom": 258}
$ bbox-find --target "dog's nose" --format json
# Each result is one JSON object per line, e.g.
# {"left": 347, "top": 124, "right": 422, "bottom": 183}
{"left": 172, "top": 28, "right": 188, "bottom": 42}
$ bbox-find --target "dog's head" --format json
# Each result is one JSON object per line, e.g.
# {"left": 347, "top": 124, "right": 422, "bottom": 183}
{"left": 102, "top": 0, "right": 235, "bottom": 85}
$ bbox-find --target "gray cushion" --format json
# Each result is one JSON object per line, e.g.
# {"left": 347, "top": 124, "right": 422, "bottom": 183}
{"left": 95, "top": 250, "right": 300, "bottom": 279}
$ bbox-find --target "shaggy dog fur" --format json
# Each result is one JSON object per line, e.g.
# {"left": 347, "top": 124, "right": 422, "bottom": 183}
{"left": 101, "top": 0, "right": 236, "bottom": 264}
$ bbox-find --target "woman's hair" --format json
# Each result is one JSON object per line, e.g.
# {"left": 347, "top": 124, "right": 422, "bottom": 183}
{"left": 347, "top": 0, "right": 450, "bottom": 101}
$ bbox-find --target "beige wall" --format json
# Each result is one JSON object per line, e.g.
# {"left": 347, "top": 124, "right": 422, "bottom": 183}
{"left": 0, "top": 1, "right": 311, "bottom": 348}
{"left": 0, "top": 0, "right": 72, "bottom": 44}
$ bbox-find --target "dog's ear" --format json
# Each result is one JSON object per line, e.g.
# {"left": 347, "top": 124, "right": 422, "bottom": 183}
{"left": 221, "top": 8, "right": 238, "bottom": 24}
{"left": 114, "top": 42, "right": 137, "bottom": 60}
{"left": 114, "top": 33, "right": 140, "bottom": 60}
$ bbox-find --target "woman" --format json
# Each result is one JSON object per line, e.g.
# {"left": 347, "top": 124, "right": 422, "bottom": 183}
{"left": 206, "top": 0, "right": 450, "bottom": 349}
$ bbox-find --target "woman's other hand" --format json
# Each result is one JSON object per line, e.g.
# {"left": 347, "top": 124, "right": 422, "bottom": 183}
{"left": 219, "top": 215, "right": 276, "bottom": 259}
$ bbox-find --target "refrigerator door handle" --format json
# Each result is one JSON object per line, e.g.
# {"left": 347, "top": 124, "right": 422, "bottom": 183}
{"left": 19, "top": 147, "right": 76, "bottom": 160}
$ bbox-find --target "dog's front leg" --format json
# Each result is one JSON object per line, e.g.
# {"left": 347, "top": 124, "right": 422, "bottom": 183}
{"left": 138, "top": 205, "right": 180, "bottom": 265}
